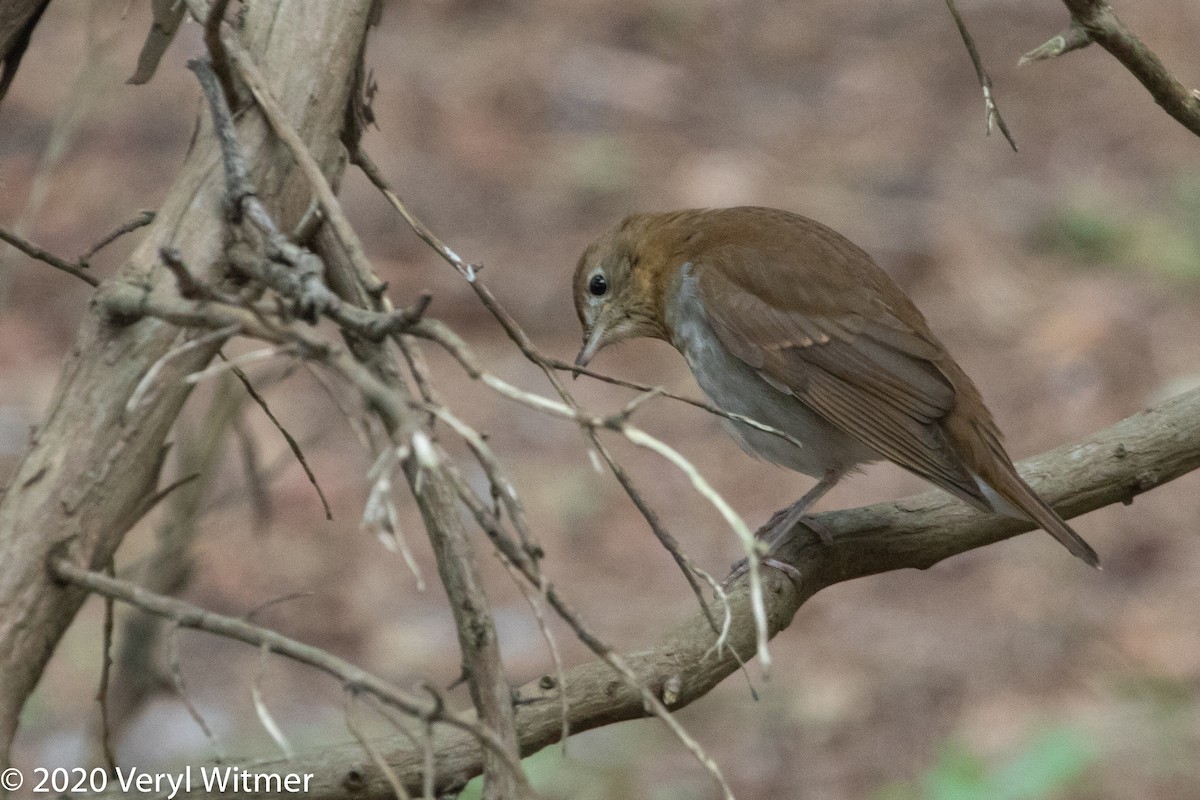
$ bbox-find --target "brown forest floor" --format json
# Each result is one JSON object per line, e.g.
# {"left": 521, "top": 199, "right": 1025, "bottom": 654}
{"left": 2, "top": 2, "right": 1199, "bottom": 799}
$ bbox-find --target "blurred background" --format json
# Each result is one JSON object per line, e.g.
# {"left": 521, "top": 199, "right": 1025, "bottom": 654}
{"left": 2, "top": 1, "right": 1199, "bottom": 798}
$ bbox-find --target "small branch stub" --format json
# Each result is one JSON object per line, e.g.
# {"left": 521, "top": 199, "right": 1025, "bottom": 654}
{"left": 1020, "top": 22, "right": 1092, "bottom": 65}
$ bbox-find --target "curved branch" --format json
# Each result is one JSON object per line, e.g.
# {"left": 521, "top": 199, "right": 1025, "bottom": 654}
{"left": 176, "top": 386, "right": 1200, "bottom": 799}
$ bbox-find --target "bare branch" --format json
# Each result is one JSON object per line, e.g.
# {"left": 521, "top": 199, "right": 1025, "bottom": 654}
{"left": 344, "top": 694, "right": 412, "bottom": 800}
{"left": 0, "top": 225, "right": 100, "bottom": 286}
{"left": 0, "top": 209, "right": 153, "bottom": 289}
{"left": 944, "top": 0, "right": 1018, "bottom": 151}
{"left": 351, "top": 149, "right": 476, "bottom": 281}
{"left": 49, "top": 558, "right": 522, "bottom": 771}
{"left": 251, "top": 642, "right": 294, "bottom": 759}
{"left": 128, "top": 0, "right": 187, "bottom": 85}
{"left": 167, "top": 624, "right": 224, "bottom": 761}
{"left": 78, "top": 210, "right": 156, "bottom": 265}
{"left": 0, "top": 0, "right": 380, "bottom": 767}
{"left": 172, "top": 385, "right": 1200, "bottom": 800}
{"left": 225, "top": 360, "right": 334, "bottom": 521}
{"left": 186, "top": 44, "right": 532, "bottom": 795}
{"left": 1043, "top": 0, "right": 1200, "bottom": 137}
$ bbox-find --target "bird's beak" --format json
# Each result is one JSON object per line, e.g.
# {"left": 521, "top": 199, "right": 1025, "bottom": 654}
{"left": 573, "top": 325, "right": 606, "bottom": 378}
{"left": 573, "top": 309, "right": 615, "bottom": 378}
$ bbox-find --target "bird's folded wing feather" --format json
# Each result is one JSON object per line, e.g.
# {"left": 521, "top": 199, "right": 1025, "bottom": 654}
{"left": 697, "top": 261, "right": 990, "bottom": 508}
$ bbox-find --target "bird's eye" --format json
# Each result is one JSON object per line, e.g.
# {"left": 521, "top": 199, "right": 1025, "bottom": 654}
{"left": 588, "top": 274, "right": 608, "bottom": 297}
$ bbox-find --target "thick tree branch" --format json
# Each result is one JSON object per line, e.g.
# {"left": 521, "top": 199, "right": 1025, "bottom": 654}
{"left": 0, "top": 0, "right": 377, "bottom": 767}
{"left": 404, "top": 448, "right": 532, "bottom": 799}
{"left": 165, "top": 385, "right": 1200, "bottom": 798}
{"left": 211, "top": 39, "right": 533, "bottom": 789}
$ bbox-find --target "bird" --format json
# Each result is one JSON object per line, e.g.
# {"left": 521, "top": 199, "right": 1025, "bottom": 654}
{"left": 571, "top": 206, "right": 1099, "bottom": 568}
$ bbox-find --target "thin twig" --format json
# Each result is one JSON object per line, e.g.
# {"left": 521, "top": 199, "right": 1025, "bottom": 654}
{"left": 50, "top": 558, "right": 523, "bottom": 769}
{"left": 344, "top": 693, "right": 412, "bottom": 800}
{"left": 224, "top": 357, "right": 334, "bottom": 520}
{"left": 167, "top": 623, "right": 224, "bottom": 761}
{"left": 363, "top": 445, "right": 426, "bottom": 590}
{"left": 351, "top": 149, "right": 475, "bottom": 281}
{"left": 202, "top": 0, "right": 238, "bottom": 107}
{"left": 621, "top": 427, "right": 765, "bottom": 674}
{"left": 243, "top": 591, "right": 319, "bottom": 623}
{"left": 96, "top": 560, "right": 118, "bottom": 774}
{"left": 499, "top": 556, "right": 570, "bottom": 753}
{"left": 423, "top": 403, "right": 537, "bottom": 554}
{"left": 126, "top": 325, "right": 242, "bottom": 416}
{"left": 0, "top": 225, "right": 100, "bottom": 286}
{"left": 185, "top": 346, "right": 294, "bottom": 384}
{"left": 252, "top": 641, "right": 294, "bottom": 759}
{"left": 79, "top": 210, "right": 156, "bottom": 265}
{"left": 944, "top": 0, "right": 1018, "bottom": 151}
{"left": 552, "top": 357, "right": 806, "bottom": 450}
{"left": 0, "top": 13, "right": 121, "bottom": 304}
{"left": 584, "top": 429, "right": 721, "bottom": 633}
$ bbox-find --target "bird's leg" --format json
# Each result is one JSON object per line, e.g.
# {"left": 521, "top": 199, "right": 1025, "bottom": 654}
{"left": 726, "top": 471, "right": 842, "bottom": 590}
{"left": 762, "top": 470, "right": 840, "bottom": 547}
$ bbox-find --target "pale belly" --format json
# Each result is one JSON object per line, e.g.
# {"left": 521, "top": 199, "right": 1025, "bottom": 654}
{"left": 667, "top": 272, "right": 878, "bottom": 478}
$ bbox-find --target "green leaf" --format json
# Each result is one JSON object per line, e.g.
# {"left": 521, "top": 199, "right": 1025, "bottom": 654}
{"left": 991, "top": 727, "right": 1094, "bottom": 799}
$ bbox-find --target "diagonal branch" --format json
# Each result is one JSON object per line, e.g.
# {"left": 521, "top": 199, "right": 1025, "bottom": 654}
{"left": 185, "top": 20, "right": 532, "bottom": 792}
{"left": 167, "top": 385, "right": 1200, "bottom": 799}
{"left": 1030, "top": 0, "right": 1200, "bottom": 137}
{"left": 0, "top": 225, "right": 100, "bottom": 286}
{"left": 943, "top": 0, "right": 1018, "bottom": 151}
{"left": 0, "top": 0, "right": 379, "bottom": 768}
{"left": 48, "top": 557, "right": 522, "bottom": 771}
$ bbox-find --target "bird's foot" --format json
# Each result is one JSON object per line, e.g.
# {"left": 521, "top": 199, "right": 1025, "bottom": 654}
{"left": 724, "top": 554, "right": 803, "bottom": 593}
{"left": 758, "top": 503, "right": 834, "bottom": 547}
{"left": 763, "top": 557, "right": 803, "bottom": 591}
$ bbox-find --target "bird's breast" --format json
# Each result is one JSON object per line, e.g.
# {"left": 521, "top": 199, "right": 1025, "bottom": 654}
{"left": 663, "top": 265, "right": 877, "bottom": 477}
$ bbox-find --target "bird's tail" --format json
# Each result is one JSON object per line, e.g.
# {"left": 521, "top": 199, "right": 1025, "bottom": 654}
{"left": 975, "top": 453, "right": 1100, "bottom": 569}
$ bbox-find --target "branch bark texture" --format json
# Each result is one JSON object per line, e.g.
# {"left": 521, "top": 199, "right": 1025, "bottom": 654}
{"left": 0, "top": 0, "right": 376, "bottom": 766}
{"left": 169, "top": 385, "right": 1200, "bottom": 798}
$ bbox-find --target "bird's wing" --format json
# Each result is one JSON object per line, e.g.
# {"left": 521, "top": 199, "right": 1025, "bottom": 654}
{"left": 696, "top": 259, "right": 990, "bottom": 508}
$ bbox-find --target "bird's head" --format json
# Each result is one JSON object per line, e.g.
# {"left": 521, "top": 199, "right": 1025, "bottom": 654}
{"left": 572, "top": 213, "right": 681, "bottom": 369}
